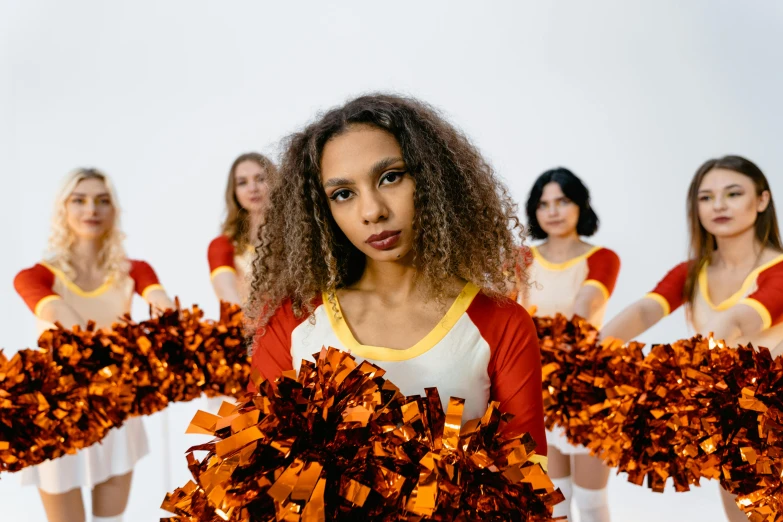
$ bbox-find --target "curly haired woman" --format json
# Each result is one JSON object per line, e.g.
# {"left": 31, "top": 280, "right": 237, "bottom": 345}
{"left": 248, "top": 94, "right": 547, "bottom": 461}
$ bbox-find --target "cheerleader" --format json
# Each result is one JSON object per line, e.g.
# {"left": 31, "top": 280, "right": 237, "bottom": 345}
{"left": 249, "top": 94, "right": 548, "bottom": 463}
{"left": 13, "top": 168, "right": 174, "bottom": 522}
{"left": 521, "top": 168, "right": 620, "bottom": 522}
{"left": 602, "top": 155, "right": 783, "bottom": 522}
{"left": 208, "top": 153, "right": 277, "bottom": 306}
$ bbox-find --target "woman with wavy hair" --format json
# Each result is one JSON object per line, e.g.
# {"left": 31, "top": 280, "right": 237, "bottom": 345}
{"left": 602, "top": 155, "right": 783, "bottom": 521}
{"left": 208, "top": 153, "right": 277, "bottom": 306}
{"left": 521, "top": 167, "right": 620, "bottom": 522}
{"left": 248, "top": 94, "right": 547, "bottom": 464}
{"left": 13, "top": 168, "right": 174, "bottom": 522}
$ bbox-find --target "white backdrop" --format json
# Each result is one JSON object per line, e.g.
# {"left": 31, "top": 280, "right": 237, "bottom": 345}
{"left": 1, "top": 1, "right": 782, "bottom": 520}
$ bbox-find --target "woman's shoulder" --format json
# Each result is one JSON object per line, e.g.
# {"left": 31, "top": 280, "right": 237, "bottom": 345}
{"left": 208, "top": 234, "right": 235, "bottom": 252}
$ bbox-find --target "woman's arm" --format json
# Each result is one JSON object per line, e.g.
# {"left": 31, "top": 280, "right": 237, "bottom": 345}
{"left": 211, "top": 270, "right": 242, "bottom": 305}
{"left": 14, "top": 264, "right": 85, "bottom": 328}
{"left": 601, "top": 297, "right": 666, "bottom": 342}
{"left": 572, "top": 285, "right": 608, "bottom": 325}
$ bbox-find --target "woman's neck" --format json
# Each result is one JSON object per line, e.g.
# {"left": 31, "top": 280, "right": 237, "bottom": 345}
{"left": 354, "top": 256, "right": 421, "bottom": 303}
{"left": 713, "top": 226, "right": 763, "bottom": 270}
{"left": 540, "top": 232, "right": 583, "bottom": 259}
{"left": 69, "top": 238, "right": 103, "bottom": 274}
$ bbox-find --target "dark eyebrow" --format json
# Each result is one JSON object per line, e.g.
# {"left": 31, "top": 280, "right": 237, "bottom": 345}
{"left": 322, "top": 156, "right": 405, "bottom": 189}
{"left": 698, "top": 184, "right": 744, "bottom": 194}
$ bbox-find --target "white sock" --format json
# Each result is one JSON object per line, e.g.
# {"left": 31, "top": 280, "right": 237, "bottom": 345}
{"left": 572, "top": 484, "right": 610, "bottom": 522}
{"left": 93, "top": 515, "right": 124, "bottom": 522}
{"left": 551, "top": 476, "right": 573, "bottom": 519}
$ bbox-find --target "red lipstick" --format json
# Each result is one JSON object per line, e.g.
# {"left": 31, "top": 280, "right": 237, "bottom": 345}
{"left": 366, "top": 230, "right": 401, "bottom": 251}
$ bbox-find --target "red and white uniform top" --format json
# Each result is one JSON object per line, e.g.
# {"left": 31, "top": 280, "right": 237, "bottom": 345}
{"left": 208, "top": 235, "right": 255, "bottom": 302}
{"left": 522, "top": 245, "right": 621, "bottom": 327}
{"left": 251, "top": 282, "right": 548, "bottom": 460}
{"left": 14, "top": 260, "right": 163, "bottom": 334}
{"left": 646, "top": 253, "right": 783, "bottom": 351}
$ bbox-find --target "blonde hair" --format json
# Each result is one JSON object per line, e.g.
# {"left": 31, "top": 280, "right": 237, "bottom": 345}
{"left": 221, "top": 152, "right": 278, "bottom": 252}
{"left": 46, "top": 168, "right": 129, "bottom": 283}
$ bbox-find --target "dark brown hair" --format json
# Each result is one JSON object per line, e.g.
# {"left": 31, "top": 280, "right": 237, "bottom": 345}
{"left": 221, "top": 152, "right": 277, "bottom": 252}
{"left": 683, "top": 155, "right": 781, "bottom": 305}
{"left": 247, "top": 94, "right": 528, "bottom": 327}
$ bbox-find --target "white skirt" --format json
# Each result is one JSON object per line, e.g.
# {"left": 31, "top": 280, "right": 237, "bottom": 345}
{"left": 547, "top": 424, "right": 590, "bottom": 456}
{"left": 20, "top": 417, "right": 149, "bottom": 494}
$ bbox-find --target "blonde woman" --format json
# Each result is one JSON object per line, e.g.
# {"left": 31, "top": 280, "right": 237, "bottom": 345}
{"left": 208, "top": 153, "right": 277, "bottom": 306}
{"left": 13, "top": 168, "right": 174, "bottom": 522}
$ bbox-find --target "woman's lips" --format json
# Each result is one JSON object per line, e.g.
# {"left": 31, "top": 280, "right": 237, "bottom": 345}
{"left": 366, "top": 230, "right": 401, "bottom": 250}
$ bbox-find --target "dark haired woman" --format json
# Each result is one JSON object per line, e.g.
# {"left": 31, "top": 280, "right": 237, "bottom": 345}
{"left": 249, "top": 94, "right": 548, "bottom": 469}
{"left": 521, "top": 167, "right": 620, "bottom": 522}
{"left": 602, "top": 155, "right": 783, "bottom": 521}
{"left": 208, "top": 153, "right": 277, "bottom": 306}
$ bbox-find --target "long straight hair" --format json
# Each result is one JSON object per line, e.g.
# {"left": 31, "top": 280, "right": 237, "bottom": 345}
{"left": 221, "top": 152, "right": 278, "bottom": 252}
{"left": 683, "top": 155, "right": 782, "bottom": 305}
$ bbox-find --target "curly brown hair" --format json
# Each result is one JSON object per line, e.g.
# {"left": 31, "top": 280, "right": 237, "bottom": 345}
{"left": 247, "top": 94, "right": 529, "bottom": 328}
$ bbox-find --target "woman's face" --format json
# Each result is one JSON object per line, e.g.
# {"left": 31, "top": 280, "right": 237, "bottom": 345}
{"left": 697, "top": 168, "right": 769, "bottom": 239}
{"left": 535, "top": 182, "right": 580, "bottom": 238}
{"left": 234, "top": 160, "right": 269, "bottom": 214}
{"left": 320, "top": 125, "right": 416, "bottom": 263}
{"left": 65, "top": 177, "right": 115, "bottom": 240}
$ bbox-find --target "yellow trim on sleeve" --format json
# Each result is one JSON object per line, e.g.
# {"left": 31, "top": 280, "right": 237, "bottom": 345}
{"left": 740, "top": 297, "right": 772, "bottom": 330}
{"left": 700, "top": 253, "right": 783, "bottom": 311}
{"left": 141, "top": 283, "right": 164, "bottom": 300}
{"left": 527, "top": 454, "right": 548, "bottom": 473}
{"left": 39, "top": 261, "right": 113, "bottom": 297}
{"left": 210, "top": 266, "right": 237, "bottom": 279}
{"left": 583, "top": 279, "right": 610, "bottom": 301}
{"left": 34, "top": 294, "right": 62, "bottom": 317}
{"left": 324, "top": 282, "right": 481, "bottom": 362}
{"left": 531, "top": 245, "right": 602, "bottom": 272}
{"left": 644, "top": 292, "right": 671, "bottom": 316}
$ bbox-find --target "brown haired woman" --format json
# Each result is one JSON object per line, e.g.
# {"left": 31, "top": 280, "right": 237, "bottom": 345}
{"left": 602, "top": 155, "right": 783, "bottom": 521}
{"left": 207, "top": 153, "right": 277, "bottom": 306}
{"left": 13, "top": 168, "right": 174, "bottom": 522}
{"left": 248, "top": 94, "right": 548, "bottom": 469}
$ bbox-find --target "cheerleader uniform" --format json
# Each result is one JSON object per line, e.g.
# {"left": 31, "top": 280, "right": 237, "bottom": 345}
{"left": 522, "top": 245, "right": 621, "bottom": 455}
{"left": 207, "top": 235, "right": 255, "bottom": 304}
{"left": 251, "top": 282, "right": 548, "bottom": 464}
{"left": 645, "top": 253, "right": 783, "bottom": 354}
{"left": 12, "top": 260, "right": 164, "bottom": 494}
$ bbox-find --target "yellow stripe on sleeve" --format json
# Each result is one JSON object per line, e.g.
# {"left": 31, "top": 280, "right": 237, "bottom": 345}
{"left": 644, "top": 292, "right": 671, "bottom": 316}
{"left": 34, "top": 295, "right": 62, "bottom": 317}
{"left": 210, "top": 266, "right": 237, "bottom": 280}
{"left": 740, "top": 297, "right": 772, "bottom": 330}
{"left": 583, "top": 279, "right": 610, "bottom": 301}
{"left": 141, "top": 283, "right": 165, "bottom": 300}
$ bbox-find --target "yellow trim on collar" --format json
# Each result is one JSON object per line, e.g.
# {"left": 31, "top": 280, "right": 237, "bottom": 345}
{"left": 323, "top": 282, "right": 481, "bottom": 362}
{"left": 740, "top": 297, "right": 772, "bottom": 330}
{"left": 34, "top": 294, "right": 62, "bottom": 317}
{"left": 40, "top": 261, "right": 113, "bottom": 298}
{"left": 644, "top": 292, "right": 671, "bottom": 316}
{"left": 699, "top": 254, "right": 783, "bottom": 311}
{"left": 210, "top": 266, "right": 237, "bottom": 279}
{"left": 532, "top": 245, "right": 602, "bottom": 272}
{"left": 582, "top": 279, "right": 610, "bottom": 301}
